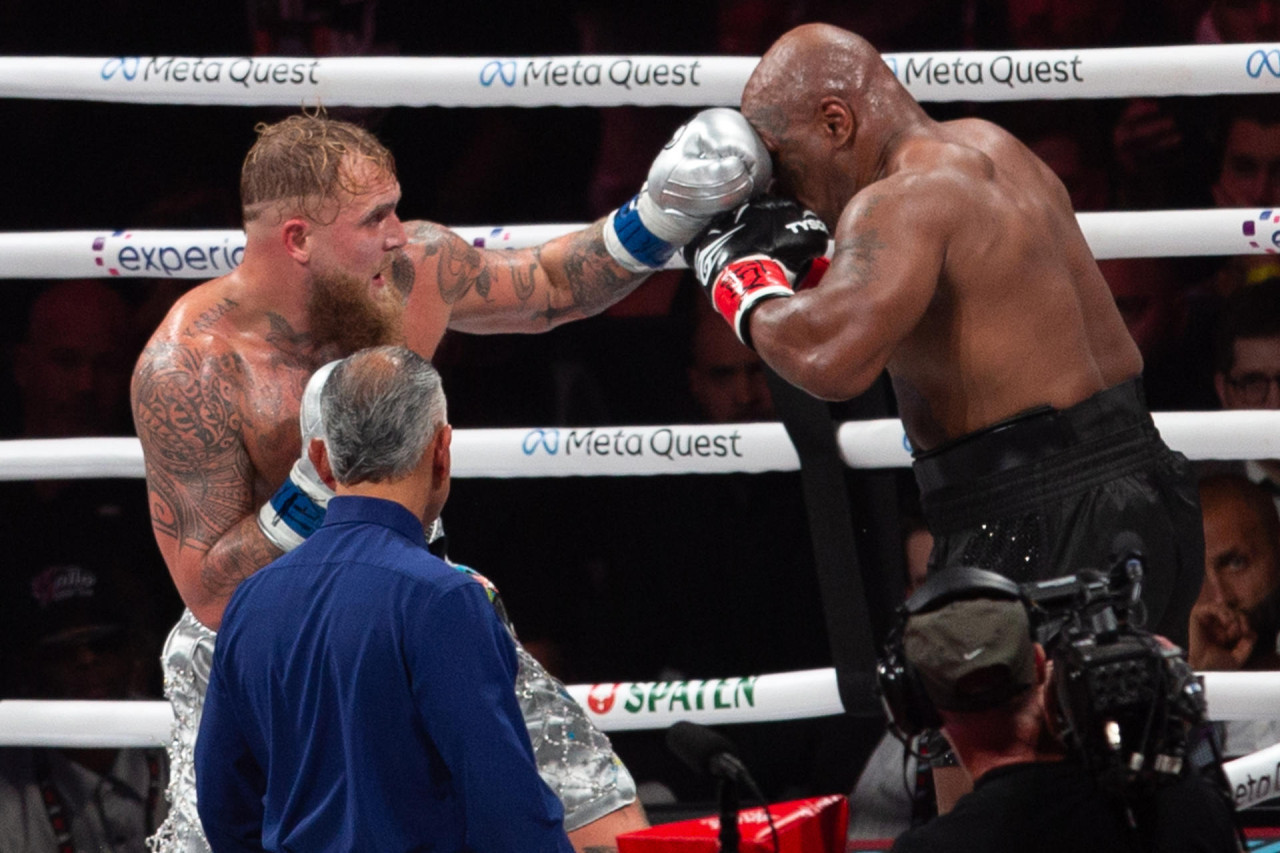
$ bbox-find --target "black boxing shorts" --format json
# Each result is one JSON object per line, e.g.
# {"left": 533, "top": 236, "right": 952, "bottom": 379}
{"left": 912, "top": 378, "right": 1202, "bottom": 648}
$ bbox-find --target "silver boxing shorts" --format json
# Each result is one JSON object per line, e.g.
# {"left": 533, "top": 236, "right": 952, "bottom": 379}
{"left": 512, "top": 642, "right": 637, "bottom": 831}
{"left": 149, "top": 608, "right": 214, "bottom": 853}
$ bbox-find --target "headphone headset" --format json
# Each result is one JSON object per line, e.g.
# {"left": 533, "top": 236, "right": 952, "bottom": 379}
{"left": 875, "top": 565, "right": 1030, "bottom": 740}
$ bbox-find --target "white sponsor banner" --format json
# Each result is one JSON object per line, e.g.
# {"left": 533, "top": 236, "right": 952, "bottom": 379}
{"left": 3, "top": 209, "right": 1279, "bottom": 279}
{"left": 565, "top": 669, "right": 844, "bottom": 732}
{"left": 1, "top": 46, "right": 1278, "bottom": 106}
{"left": 455, "top": 424, "right": 800, "bottom": 478}
{"left": 1223, "top": 741, "right": 1280, "bottom": 811}
{"left": 0, "top": 411, "right": 1278, "bottom": 481}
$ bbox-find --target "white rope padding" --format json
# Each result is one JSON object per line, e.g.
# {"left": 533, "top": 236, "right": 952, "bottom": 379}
{"left": 1, "top": 45, "right": 1278, "bottom": 106}
{"left": 2, "top": 670, "right": 1278, "bottom": 810}
{"left": 0, "top": 669, "right": 1271, "bottom": 745}
{"left": 3, "top": 208, "right": 1279, "bottom": 279}
{"left": 2, "top": 411, "right": 1276, "bottom": 482}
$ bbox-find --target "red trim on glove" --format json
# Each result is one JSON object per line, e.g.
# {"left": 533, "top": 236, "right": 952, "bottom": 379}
{"left": 798, "top": 256, "right": 830, "bottom": 291}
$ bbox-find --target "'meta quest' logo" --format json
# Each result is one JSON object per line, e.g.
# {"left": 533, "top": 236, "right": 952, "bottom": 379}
{"left": 100, "top": 57, "right": 320, "bottom": 88}
{"left": 478, "top": 58, "right": 702, "bottom": 90}
{"left": 521, "top": 427, "right": 744, "bottom": 460}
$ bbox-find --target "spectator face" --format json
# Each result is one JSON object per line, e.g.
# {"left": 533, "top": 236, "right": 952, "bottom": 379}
{"left": 13, "top": 280, "right": 134, "bottom": 437}
{"left": 1213, "top": 118, "right": 1280, "bottom": 208}
{"left": 1212, "top": 0, "right": 1280, "bottom": 43}
{"left": 1216, "top": 335, "right": 1280, "bottom": 409}
{"left": 1197, "top": 483, "right": 1280, "bottom": 632}
{"left": 687, "top": 312, "right": 775, "bottom": 423}
{"left": 35, "top": 631, "right": 136, "bottom": 700}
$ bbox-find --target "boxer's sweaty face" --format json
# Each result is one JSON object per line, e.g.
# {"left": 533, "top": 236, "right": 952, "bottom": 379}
{"left": 306, "top": 158, "right": 408, "bottom": 352}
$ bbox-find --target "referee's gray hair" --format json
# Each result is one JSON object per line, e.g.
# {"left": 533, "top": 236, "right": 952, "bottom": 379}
{"left": 320, "top": 345, "right": 447, "bottom": 485}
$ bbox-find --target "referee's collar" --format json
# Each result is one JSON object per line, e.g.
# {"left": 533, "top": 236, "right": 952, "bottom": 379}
{"left": 324, "top": 495, "right": 427, "bottom": 544}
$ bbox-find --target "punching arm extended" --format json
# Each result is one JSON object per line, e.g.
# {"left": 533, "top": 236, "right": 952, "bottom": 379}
{"left": 413, "top": 108, "right": 772, "bottom": 335}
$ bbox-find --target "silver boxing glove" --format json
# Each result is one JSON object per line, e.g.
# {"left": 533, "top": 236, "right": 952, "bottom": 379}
{"left": 605, "top": 108, "right": 772, "bottom": 272}
{"left": 257, "top": 360, "right": 340, "bottom": 552}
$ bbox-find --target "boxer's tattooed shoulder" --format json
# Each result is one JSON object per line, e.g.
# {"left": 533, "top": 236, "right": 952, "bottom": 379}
{"left": 433, "top": 238, "right": 493, "bottom": 304}
{"left": 406, "top": 220, "right": 446, "bottom": 249}
{"left": 184, "top": 298, "right": 238, "bottom": 337}
{"left": 133, "top": 343, "right": 254, "bottom": 556}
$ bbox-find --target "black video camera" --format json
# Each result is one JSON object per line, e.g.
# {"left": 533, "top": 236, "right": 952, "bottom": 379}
{"left": 876, "top": 534, "right": 1213, "bottom": 800}
{"left": 1022, "top": 537, "right": 1209, "bottom": 799}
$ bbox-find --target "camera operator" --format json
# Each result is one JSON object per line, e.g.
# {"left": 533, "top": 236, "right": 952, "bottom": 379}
{"left": 882, "top": 568, "right": 1240, "bottom": 853}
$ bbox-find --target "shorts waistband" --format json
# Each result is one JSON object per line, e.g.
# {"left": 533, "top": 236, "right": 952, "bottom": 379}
{"left": 912, "top": 378, "right": 1154, "bottom": 495}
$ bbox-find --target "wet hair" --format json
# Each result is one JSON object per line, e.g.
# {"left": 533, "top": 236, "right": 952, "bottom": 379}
{"left": 321, "top": 346, "right": 447, "bottom": 486}
{"left": 1212, "top": 281, "right": 1280, "bottom": 373}
{"left": 240, "top": 112, "right": 396, "bottom": 225}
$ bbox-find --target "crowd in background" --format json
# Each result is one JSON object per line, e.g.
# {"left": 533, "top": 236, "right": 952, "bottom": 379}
{"left": 2, "top": 0, "right": 1280, "bottom": 844}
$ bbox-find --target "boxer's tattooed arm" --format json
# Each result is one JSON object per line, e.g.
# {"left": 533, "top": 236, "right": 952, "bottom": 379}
{"left": 405, "top": 219, "right": 639, "bottom": 330}
{"left": 558, "top": 223, "right": 631, "bottom": 311}
{"left": 133, "top": 343, "right": 273, "bottom": 599}
{"left": 504, "top": 251, "right": 539, "bottom": 303}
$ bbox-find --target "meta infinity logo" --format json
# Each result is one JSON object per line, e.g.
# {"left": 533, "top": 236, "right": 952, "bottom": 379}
{"left": 101, "top": 57, "right": 141, "bottom": 81}
{"left": 1247, "top": 49, "right": 1280, "bottom": 78}
{"left": 479, "top": 60, "right": 518, "bottom": 87}
{"left": 522, "top": 428, "right": 560, "bottom": 455}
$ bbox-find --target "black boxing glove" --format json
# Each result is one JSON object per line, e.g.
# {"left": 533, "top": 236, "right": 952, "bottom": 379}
{"left": 684, "top": 196, "right": 829, "bottom": 348}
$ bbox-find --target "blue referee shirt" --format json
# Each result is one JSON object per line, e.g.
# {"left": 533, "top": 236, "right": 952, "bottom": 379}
{"left": 196, "top": 496, "right": 571, "bottom": 852}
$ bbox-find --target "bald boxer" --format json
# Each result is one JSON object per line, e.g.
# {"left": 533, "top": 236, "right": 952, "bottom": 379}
{"left": 133, "top": 110, "right": 769, "bottom": 852}
{"left": 686, "top": 24, "right": 1202, "bottom": 646}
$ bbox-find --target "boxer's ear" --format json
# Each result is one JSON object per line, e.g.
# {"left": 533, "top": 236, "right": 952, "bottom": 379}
{"left": 282, "top": 218, "right": 311, "bottom": 263}
{"left": 818, "top": 97, "right": 854, "bottom": 147}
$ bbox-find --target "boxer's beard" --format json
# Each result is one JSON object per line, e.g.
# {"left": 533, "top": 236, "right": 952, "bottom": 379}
{"left": 308, "top": 266, "right": 405, "bottom": 355}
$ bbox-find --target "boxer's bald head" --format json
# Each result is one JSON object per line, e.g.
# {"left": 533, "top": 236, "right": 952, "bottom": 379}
{"left": 741, "top": 24, "right": 910, "bottom": 225}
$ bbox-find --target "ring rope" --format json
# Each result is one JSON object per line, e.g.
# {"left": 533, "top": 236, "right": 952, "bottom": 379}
{"left": 1, "top": 672, "right": 1277, "bottom": 810}
{"left": 1, "top": 411, "right": 1276, "bottom": 482}
{"left": 2, "top": 208, "right": 1279, "bottom": 280}
{"left": 0, "top": 44, "right": 1277, "bottom": 107}
{"left": 0, "top": 670, "right": 1272, "bottom": 744}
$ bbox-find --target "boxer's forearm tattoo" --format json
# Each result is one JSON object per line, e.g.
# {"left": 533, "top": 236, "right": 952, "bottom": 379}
{"left": 184, "top": 298, "right": 239, "bottom": 337}
{"left": 532, "top": 295, "right": 577, "bottom": 324}
{"left": 134, "top": 344, "right": 263, "bottom": 591}
{"left": 560, "top": 224, "right": 631, "bottom": 310}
